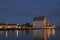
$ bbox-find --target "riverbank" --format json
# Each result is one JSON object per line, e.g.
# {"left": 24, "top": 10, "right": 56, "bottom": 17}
{"left": 0, "top": 27, "right": 56, "bottom": 30}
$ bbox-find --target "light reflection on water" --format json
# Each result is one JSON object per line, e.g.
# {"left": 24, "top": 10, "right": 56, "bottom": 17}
{"left": 0, "top": 28, "right": 57, "bottom": 40}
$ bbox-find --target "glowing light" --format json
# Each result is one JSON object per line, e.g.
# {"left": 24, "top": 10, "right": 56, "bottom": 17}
{"left": 16, "top": 30, "right": 18, "bottom": 37}
{"left": 52, "top": 29, "right": 55, "bottom": 36}
{"left": 47, "top": 29, "right": 51, "bottom": 38}
{"left": 8, "top": 26, "right": 10, "bottom": 28}
{"left": 0, "top": 26, "right": 2, "bottom": 28}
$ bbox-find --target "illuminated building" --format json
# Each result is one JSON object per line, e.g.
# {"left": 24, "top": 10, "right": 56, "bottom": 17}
{"left": 0, "top": 23, "right": 21, "bottom": 28}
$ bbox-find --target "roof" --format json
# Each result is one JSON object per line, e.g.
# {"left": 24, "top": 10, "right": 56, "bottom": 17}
{"left": 33, "top": 16, "right": 45, "bottom": 21}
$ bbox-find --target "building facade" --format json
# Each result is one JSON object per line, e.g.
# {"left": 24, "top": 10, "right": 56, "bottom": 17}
{"left": 33, "top": 16, "right": 48, "bottom": 28}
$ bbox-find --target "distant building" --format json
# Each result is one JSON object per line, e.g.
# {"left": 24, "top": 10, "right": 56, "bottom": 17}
{"left": 0, "top": 23, "right": 22, "bottom": 28}
{"left": 33, "top": 16, "right": 48, "bottom": 28}
{"left": 33, "top": 16, "right": 55, "bottom": 39}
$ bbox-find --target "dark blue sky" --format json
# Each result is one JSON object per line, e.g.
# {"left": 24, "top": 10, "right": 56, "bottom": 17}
{"left": 0, "top": 0, "right": 60, "bottom": 26}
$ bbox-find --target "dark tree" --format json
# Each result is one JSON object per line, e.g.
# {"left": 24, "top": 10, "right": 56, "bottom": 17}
{"left": 24, "top": 23, "right": 31, "bottom": 27}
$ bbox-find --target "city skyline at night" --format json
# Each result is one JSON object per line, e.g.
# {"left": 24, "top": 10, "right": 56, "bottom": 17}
{"left": 0, "top": 0, "right": 60, "bottom": 26}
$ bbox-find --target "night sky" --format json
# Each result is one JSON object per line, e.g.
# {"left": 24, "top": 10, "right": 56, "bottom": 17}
{"left": 0, "top": 0, "right": 60, "bottom": 26}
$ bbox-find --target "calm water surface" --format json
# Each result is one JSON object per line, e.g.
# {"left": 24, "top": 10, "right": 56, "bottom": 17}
{"left": 0, "top": 29, "right": 60, "bottom": 40}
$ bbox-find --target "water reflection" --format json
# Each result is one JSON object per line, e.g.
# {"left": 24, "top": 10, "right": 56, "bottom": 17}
{"left": 16, "top": 30, "right": 18, "bottom": 37}
{"left": 6, "top": 31, "right": 8, "bottom": 37}
{"left": 0, "top": 28, "right": 55, "bottom": 40}
{"left": 33, "top": 28, "right": 55, "bottom": 40}
{"left": 44, "top": 28, "right": 55, "bottom": 40}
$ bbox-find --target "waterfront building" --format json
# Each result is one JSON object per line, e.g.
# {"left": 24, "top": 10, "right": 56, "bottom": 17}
{"left": 33, "top": 16, "right": 55, "bottom": 40}
{"left": 0, "top": 23, "right": 21, "bottom": 28}
{"left": 0, "top": 23, "right": 8, "bottom": 28}
{"left": 33, "top": 16, "right": 48, "bottom": 28}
